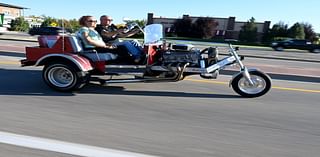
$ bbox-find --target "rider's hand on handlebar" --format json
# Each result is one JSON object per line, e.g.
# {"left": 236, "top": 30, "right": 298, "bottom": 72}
{"left": 104, "top": 44, "right": 117, "bottom": 49}
{"left": 111, "top": 44, "right": 117, "bottom": 49}
{"left": 106, "top": 45, "right": 117, "bottom": 49}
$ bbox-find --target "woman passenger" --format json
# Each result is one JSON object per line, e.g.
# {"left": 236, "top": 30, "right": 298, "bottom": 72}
{"left": 77, "top": 15, "right": 117, "bottom": 61}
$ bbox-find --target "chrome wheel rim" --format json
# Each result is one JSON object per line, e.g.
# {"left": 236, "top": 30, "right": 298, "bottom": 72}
{"left": 275, "top": 47, "right": 283, "bottom": 51}
{"left": 48, "top": 67, "right": 74, "bottom": 88}
{"left": 238, "top": 75, "right": 266, "bottom": 94}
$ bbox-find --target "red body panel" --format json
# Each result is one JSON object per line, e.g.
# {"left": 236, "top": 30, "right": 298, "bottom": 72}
{"left": 67, "top": 54, "right": 93, "bottom": 71}
{"left": 25, "top": 36, "right": 75, "bottom": 62}
{"left": 146, "top": 45, "right": 159, "bottom": 65}
{"left": 23, "top": 35, "right": 93, "bottom": 72}
{"left": 23, "top": 35, "right": 162, "bottom": 73}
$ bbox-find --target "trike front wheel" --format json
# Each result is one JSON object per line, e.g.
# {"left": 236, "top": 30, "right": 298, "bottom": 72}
{"left": 231, "top": 70, "right": 271, "bottom": 97}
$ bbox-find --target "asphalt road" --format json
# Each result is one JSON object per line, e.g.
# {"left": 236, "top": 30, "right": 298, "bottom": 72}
{"left": 0, "top": 62, "right": 320, "bottom": 157}
{"left": 0, "top": 38, "right": 320, "bottom": 157}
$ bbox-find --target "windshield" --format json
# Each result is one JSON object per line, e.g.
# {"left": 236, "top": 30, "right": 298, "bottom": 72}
{"left": 144, "top": 24, "right": 163, "bottom": 45}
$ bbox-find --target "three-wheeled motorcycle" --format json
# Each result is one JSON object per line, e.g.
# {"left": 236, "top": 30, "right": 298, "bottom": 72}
{"left": 21, "top": 24, "right": 271, "bottom": 97}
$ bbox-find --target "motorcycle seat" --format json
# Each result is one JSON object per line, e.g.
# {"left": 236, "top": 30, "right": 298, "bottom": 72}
{"left": 68, "top": 35, "right": 117, "bottom": 61}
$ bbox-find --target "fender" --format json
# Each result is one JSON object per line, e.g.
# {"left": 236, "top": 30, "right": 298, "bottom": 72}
{"left": 229, "top": 68, "right": 270, "bottom": 87}
{"left": 35, "top": 53, "right": 93, "bottom": 71}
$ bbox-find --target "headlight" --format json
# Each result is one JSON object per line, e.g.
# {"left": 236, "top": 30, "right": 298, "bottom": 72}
{"left": 271, "top": 42, "right": 278, "bottom": 46}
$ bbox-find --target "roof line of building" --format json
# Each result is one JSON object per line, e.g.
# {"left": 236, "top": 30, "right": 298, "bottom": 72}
{"left": 0, "top": 3, "right": 28, "bottom": 9}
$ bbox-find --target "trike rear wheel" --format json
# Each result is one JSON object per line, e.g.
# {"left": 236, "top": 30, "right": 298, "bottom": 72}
{"left": 42, "top": 62, "right": 87, "bottom": 91}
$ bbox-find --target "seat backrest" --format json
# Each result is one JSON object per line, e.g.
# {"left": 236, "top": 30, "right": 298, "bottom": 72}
{"left": 68, "top": 36, "right": 83, "bottom": 52}
{"left": 38, "top": 35, "right": 60, "bottom": 48}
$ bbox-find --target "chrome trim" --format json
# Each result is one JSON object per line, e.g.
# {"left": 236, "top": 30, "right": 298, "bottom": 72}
{"left": 228, "top": 44, "right": 244, "bottom": 69}
{"left": 35, "top": 54, "right": 93, "bottom": 71}
{"left": 150, "top": 66, "right": 203, "bottom": 73}
{"left": 48, "top": 66, "right": 74, "bottom": 88}
{"left": 105, "top": 79, "right": 147, "bottom": 84}
{"left": 206, "top": 56, "right": 236, "bottom": 73}
{"left": 105, "top": 65, "right": 147, "bottom": 69}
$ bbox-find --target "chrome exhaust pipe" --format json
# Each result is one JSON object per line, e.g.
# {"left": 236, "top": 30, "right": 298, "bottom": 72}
{"left": 100, "top": 63, "right": 189, "bottom": 85}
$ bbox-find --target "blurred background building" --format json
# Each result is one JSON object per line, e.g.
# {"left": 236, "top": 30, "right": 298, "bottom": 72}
{"left": 147, "top": 13, "right": 270, "bottom": 41}
{"left": 0, "top": 2, "right": 27, "bottom": 28}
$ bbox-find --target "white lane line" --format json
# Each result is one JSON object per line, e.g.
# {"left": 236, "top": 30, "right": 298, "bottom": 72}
{"left": 0, "top": 131, "right": 157, "bottom": 157}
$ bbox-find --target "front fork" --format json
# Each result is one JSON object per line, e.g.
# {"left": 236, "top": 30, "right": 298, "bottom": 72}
{"left": 242, "top": 67, "right": 255, "bottom": 86}
{"left": 228, "top": 44, "right": 254, "bottom": 86}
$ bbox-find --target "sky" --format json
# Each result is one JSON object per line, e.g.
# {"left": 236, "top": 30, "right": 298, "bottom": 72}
{"left": 2, "top": 0, "right": 320, "bottom": 33}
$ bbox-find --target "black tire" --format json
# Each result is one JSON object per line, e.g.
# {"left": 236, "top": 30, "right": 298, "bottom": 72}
{"left": 274, "top": 46, "right": 284, "bottom": 51}
{"left": 311, "top": 48, "right": 320, "bottom": 53}
{"left": 231, "top": 70, "right": 271, "bottom": 98}
{"left": 42, "top": 62, "right": 88, "bottom": 91}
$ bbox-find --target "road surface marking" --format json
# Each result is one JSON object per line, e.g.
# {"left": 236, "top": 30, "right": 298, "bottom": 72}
{"left": 0, "top": 61, "right": 20, "bottom": 65}
{"left": 186, "top": 78, "right": 320, "bottom": 93}
{"left": 185, "top": 78, "right": 228, "bottom": 85}
{"left": 272, "top": 86, "right": 320, "bottom": 93}
{"left": 0, "top": 131, "right": 157, "bottom": 157}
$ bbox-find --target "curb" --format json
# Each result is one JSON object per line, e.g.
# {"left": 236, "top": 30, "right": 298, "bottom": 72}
{"left": 220, "top": 70, "right": 319, "bottom": 83}
{"left": 0, "top": 36, "right": 37, "bottom": 42}
{"left": 219, "top": 52, "right": 320, "bottom": 63}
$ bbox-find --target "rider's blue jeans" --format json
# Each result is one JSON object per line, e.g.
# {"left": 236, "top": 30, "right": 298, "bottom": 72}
{"left": 115, "top": 40, "right": 143, "bottom": 60}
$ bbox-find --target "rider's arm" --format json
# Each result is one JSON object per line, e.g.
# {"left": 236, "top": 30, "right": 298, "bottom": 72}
{"left": 117, "top": 28, "right": 139, "bottom": 38}
{"left": 82, "top": 31, "right": 114, "bottom": 49}
{"left": 101, "top": 30, "right": 119, "bottom": 39}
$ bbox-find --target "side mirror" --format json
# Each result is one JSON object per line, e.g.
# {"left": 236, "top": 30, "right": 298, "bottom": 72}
{"left": 128, "top": 23, "right": 136, "bottom": 29}
{"left": 123, "top": 23, "right": 137, "bottom": 33}
{"left": 122, "top": 17, "right": 131, "bottom": 23}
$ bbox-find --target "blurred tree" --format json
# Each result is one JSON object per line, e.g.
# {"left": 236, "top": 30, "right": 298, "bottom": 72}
{"left": 263, "top": 22, "right": 288, "bottom": 42}
{"left": 173, "top": 17, "right": 218, "bottom": 39}
{"left": 124, "top": 19, "right": 146, "bottom": 32}
{"left": 288, "top": 22, "right": 305, "bottom": 39}
{"left": 40, "top": 16, "right": 58, "bottom": 27}
{"left": 191, "top": 17, "right": 218, "bottom": 39}
{"left": 314, "top": 35, "right": 320, "bottom": 44}
{"left": 132, "top": 19, "right": 146, "bottom": 28}
{"left": 57, "top": 19, "right": 77, "bottom": 33}
{"left": 270, "top": 22, "right": 288, "bottom": 39}
{"left": 261, "top": 28, "right": 272, "bottom": 43}
{"left": 67, "top": 18, "right": 80, "bottom": 33}
{"left": 302, "top": 23, "right": 317, "bottom": 42}
{"left": 10, "top": 17, "right": 29, "bottom": 32}
{"left": 39, "top": 17, "right": 80, "bottom": 33}
{"left": 268, "top": 22, "right": 288, "bottom": 41}
{"left": 120, "top": 19, "right": 146, "bottom": 38}
{"left": 173, "top": 18, "right": 193, "bottom": 37}
{"left": 239, "top": 17, "right": 258, "bottom": 42}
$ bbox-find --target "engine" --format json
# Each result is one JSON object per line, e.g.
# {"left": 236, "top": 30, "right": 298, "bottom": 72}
{"left": 162, "top": 44, "right": 200, "bottom": 65}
